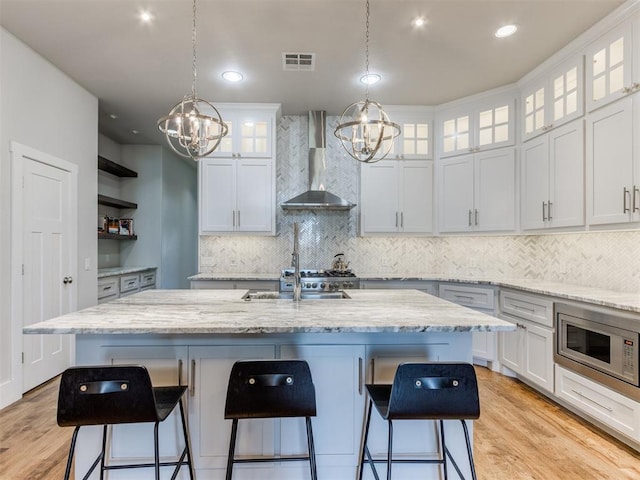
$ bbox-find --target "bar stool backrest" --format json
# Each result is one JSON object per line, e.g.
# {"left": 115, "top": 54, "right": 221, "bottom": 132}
{"left": 57, "top": 365, "right": 159, "bottom": 427}
{"left": 387, "top": 363, "right": 480, "bottom": 420}
{"left": 225, "top": 360, "right": 317, "bottom": 419}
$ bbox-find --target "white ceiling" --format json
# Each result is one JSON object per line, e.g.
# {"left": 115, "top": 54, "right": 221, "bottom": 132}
{"left": 0, "top": 0, "right": 626, "bottom": 146}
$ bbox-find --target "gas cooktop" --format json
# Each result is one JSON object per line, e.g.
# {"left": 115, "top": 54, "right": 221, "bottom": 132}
{"left": 280, "top": 268, "right": 359, "bottom": 292}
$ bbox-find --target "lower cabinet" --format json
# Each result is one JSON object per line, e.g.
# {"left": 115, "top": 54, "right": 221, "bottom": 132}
{"left": 186, "top": 344, "right": 366, "bottom": 479}
{"left": 98, "top": 346, "right": 189, "bottom": 471}
{"left": 438, "top": 283, "right": 497, "bottom": 364}
{"left": 97, "top": 268, "right": 157, "bottom": 303}
{"left": 556, "top": 365, "right": 640, "bottom": 442}
{"left": 188, "top": 345, "right": 277, "bottom": 471}
{"left": 498, "top": 289, "right": 555, "bottom": 393}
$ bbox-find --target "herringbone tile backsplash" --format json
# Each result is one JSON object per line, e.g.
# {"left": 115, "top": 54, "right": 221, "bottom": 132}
{"left": 200, "top": 115, "right": 640, "bottom": 294}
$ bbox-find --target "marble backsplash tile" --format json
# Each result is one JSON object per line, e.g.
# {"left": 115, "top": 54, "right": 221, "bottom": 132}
{"left": 199, "top": 115, "right": 640, "bottom": 294}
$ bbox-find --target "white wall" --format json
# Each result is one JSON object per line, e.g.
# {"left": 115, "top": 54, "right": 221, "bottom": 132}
{"left": 0, "top": 28, "right": 98, "bottom": 407}
{"left": 160, "top": 150, "right": 198, "bottom": 288}
{"left": 120, "top": 145, "right": 197, "bottom": 289}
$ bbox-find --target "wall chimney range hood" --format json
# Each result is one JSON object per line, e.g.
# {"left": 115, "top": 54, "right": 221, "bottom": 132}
{"left": 281, "top": 111, "right": 356, "bottom": 211}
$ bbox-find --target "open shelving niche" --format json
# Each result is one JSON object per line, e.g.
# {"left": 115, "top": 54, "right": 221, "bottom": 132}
{"left": 98, "top": 155, "right": 138, "bottom": 241}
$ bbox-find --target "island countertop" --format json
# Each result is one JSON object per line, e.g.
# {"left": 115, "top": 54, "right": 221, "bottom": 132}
{"left": 22, "top": 289, "right": 514, "bottom": 335}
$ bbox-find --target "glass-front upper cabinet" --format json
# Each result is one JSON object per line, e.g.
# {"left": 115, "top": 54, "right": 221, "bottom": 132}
{"left": 210, "top": 104, "right": 280, "bottom": 159}
{"left": 373, "top": 106, "right": 434, "bottom": 160}
{"left": 438, "top": 92, "right": 515, "bottom": 158}
{"left": 521, "top": 57, "right": 584, "bottom": 142}
{"left": 585, "top": 20, "right": 638, "bottom": 112}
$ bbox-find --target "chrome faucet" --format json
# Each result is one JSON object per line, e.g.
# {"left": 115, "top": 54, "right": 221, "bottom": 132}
{"left": 291, "top": 222, "right": 302, "bottom": 302}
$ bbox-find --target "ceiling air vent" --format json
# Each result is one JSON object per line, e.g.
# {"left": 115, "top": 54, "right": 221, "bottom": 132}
{"left": 283, "top": 53, "right": 315, "bottom": 71}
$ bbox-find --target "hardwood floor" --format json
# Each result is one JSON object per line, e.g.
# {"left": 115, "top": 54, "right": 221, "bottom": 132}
{"left": 1, "top": 367, "right": 639, "bottom": 479}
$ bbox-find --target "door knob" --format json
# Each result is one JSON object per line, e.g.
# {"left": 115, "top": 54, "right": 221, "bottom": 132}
{"left": 63, "top": 276, "right": 73, "bottom": 284}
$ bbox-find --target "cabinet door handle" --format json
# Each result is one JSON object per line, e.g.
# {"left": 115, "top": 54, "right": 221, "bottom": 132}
{"left": 178, "top": 359, "right": 183, "bottom": 386}
{"left": 400, "top": 212, "right": 404, "bottom": 228}
{"left": 468, "top": 209, "right": 472, "bottom": 227}
{"left": 370, "top": 358, "right": 376, "bottom": 385}
{"left": 634, "top": 186, "right": 639, "bottom": 213}
{"left": 190, "top": 359, "right": 196, "bottom": 396}
{"left": 395, "top": 212, "right": 399, "bottom": 228}
{"left": 542, "top": 201, "right": 547, "bottom": 221}
{"left": 623, "top": 187, "right": 631, "bottom": 213}
{"left": 474, "top": 209, "right": 479, "bottom": 226}
{"left": 358, "top": 357, "right": 363, "bottom": 396}
{"left": 237, "top": 210, "right": 241, "bottom": 227}
{"left": 571, "top": 389, "right": 613, "bottom": 412}
{"left": 548, "top": 201, "right": 553, "bottom": 220}
{"left": 232, "top": 210, "right": 236, "bottom": 227}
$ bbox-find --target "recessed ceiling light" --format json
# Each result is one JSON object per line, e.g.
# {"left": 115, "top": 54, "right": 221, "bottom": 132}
{"left": 495, "top": 24, "right": 518, "bottom": 38}
{"left": 360, "top": 73, "right": 381, "bottom": 85}
{"left": 222, "top": 71, "right": 244, "bottom": 82}
{"left": 413, "top": 17, "right": 426, "bottom": 27}
{"left": 131, "top": 130, "right": 139, "bottom": 135}
{"left": 139, "top": 10, "right": 153, "bottom": 24}
{"left": 109, "top": 113, "right": 118, "bottom": 120}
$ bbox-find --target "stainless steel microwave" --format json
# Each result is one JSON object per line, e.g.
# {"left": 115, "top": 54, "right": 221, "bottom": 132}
{"left": 555, "top": 303, "right": 640, "bottom": 398}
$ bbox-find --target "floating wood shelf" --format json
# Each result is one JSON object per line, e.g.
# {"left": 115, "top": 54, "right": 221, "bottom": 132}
{"left": 98, "top": 156, "right": 138, "bottom": 177}
{"left": 98, "top": 232, "right": 138, "bottom": 240}
{"left": 98, "top": 194, "right": 137, "bottom": 209}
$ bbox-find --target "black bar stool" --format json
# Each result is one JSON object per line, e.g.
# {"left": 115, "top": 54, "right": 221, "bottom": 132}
{"left": 224, "top": 360, "right": 318, "bottom": 480}
{"left": 57, "top": 365, "right": 195, "bottom": 480}
{"left": 358, "top": 362, "right": 480, "bottom": 480}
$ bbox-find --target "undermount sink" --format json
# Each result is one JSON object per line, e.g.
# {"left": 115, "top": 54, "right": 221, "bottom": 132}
{"left": 242, "top": 290, "right": 351, "bottom": 301}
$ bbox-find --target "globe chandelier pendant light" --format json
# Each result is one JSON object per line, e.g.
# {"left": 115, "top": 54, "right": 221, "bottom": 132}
{"left": 157, "top": 0, "right": 228, "bottom": 160}
{"left": 334, "top": 0, "right": 400, "bottom": 164}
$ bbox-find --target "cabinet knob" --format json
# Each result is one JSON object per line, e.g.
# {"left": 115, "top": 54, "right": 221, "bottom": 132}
{"left": 63, "top": 276, "right": 73, "bottom": 284}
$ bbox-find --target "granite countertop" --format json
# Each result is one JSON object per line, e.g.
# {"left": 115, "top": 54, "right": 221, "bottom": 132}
{"left": 23, "top": 289, "right": 514, "bottom": 335}
{"left": 357, "top": 274, "right": 640, "bottom": 313}
{"left": 98, "top": 266, "right": 157, "bottom": 278}
{"left": 189, "top": 272, "right": 640, "bottom": 313}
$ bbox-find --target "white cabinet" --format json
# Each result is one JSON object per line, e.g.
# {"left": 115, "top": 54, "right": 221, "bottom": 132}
{"left": 280, "top": 345, "right": 365, "bottom": 470}
{"left": 585, "top": 20, "right": 639, "bottom": 112}
{"left": 199, "top": 157, "right": 275, "bottom": 234}
{"left": 439, "top": 148, "right": 516, "bottom": 233}
{"left": 438, "top": 283, "right": 497, "bottom": 364}
{"left": 188, "top": 345, "right": 276, "bottom": 472}
{"left": 586, "top": 95, "right": 640, "bottom": 226}
{"left": 97, "top": 276, "right": 119, "bottom": 303}
{"left": 521, "top": 58, "right": 584, "bottom": 141}
{"left": 556, "top": 365, "right": 640, "bottom": 442}
{"left": 498, "top": 289, "right": 555, "bottom": 393}
{"left": 97, "top": 345, "right": 189, "bottom": 469}
{"left": 521, "top": 119, "right": 584, "bottom": 230}
{"left": 438, "top": 94, "right": 515, "bottom": 158}
{"left": 209, "top": 104, "right": 279, "bottom": 159}
{"left": 98, "top": 269, "right": 156, "bottom": 303}
{"left": 360, "top": 160, "right": 433, "bottom": 234}
{"left": 376, "top": 107, "right": 434, "bottom": 161}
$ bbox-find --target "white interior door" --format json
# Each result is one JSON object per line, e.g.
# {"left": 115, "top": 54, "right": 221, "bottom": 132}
{"left": 17, "top": 147, "right": 76, "bottom": 392}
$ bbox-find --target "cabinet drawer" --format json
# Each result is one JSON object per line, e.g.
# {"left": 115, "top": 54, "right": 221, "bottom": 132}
{"left": 98, "top": 278, "right": 119, "bottom": 300}
{"left": 555, "top": 365, "right": 640, "bottom": 440}
{"left": 500, "top": 289, "right": 554, "bottom": 327}
{"left": 120, "top": 274, "right": 140, "bottom": 293}
{"left": 140, "top": 270, "right": 156, "bottom": 288}
{"left": 439, "top": 284, "right": 495, "bottom": 311}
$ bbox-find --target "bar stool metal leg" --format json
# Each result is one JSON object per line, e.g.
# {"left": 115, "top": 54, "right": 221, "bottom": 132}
{"left": 226, "top": 418, "right": 239, "bottom": 480}
{"left": 306, "top": 416, "right": 318, "bottom": 480}
{"left": 440, "top": 419, "right": 448, "bottom": 480}
{"left": 386, "top": 420, "right": 393, "bottom": 480}
{"left": 178, "top": 398, "right": 196, "bottom": 480}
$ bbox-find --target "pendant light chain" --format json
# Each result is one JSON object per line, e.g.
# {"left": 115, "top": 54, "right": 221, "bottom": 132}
{"left": 191, "top": 0, "right": 197, "bottom": 98}
{"left": 364, "top": 0, "right": 370, "bottom": 101}
{"left": 157, "top": 0, "right": 228, "bottom": 159}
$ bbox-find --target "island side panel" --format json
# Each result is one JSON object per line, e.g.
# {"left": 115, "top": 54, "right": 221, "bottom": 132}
{"left": 74, "top": 331, "right": 473, "bottom": 480}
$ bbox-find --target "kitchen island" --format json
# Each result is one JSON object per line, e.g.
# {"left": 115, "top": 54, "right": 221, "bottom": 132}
{"left": 24, "top": 289, "right": 514, "bottom": 480}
